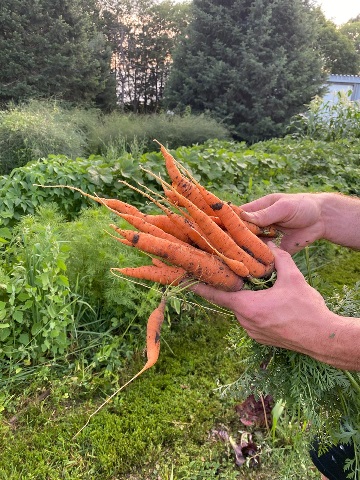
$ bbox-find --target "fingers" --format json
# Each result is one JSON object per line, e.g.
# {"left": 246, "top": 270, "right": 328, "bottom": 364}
{"left": 268, "top": 242, "right": 304, "bottom": 283}
{"left": 241, "top": 197, "right": 294, "bottom": 228}
{"left": 190, "top": 283, "right": 238, "bottom": 310}
{"left": 240, "top": 193, "right": 283, "bottom": 213}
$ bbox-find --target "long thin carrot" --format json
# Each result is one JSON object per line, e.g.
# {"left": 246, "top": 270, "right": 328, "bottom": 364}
{"left": 73, "top": 295, "right": 167, "bottom": 439}
{"left": 110, "top": 227, "right": 244, "bottom": 291}
{"left": 154, "top": 141, "right": 215, "bottom": 216}
{"left": 198, "top": 236, "right": 250, "bottom": 278}
{"left": 142, "top": 214, "right": 190, "bottom": 243}
{"left": 39, "top": 184, "right": 144, "bottom": 217}
{"left": 113, "top": 263, "right": 187, "bottom": 286}
{"left": 118, "top": 213, "right": 190, "bottom": 247}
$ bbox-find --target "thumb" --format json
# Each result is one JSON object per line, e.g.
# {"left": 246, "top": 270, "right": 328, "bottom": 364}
{"left": 241, "top": 202, "right": 287, "bottom": 227}
{"left": 267, "top": 242, "right": 304, "bottom": 283}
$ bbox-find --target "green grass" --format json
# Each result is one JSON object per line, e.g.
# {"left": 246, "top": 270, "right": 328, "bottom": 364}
{"left": 317, "top": 247, "right": 360, "bottom": 294}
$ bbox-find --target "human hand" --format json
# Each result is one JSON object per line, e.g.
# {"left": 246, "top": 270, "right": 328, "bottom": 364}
{"left": 192, "top": 243, "right": 337, "bottom": 362}
{"left": 240, "top": 193, "right": 326, "bottom": 254}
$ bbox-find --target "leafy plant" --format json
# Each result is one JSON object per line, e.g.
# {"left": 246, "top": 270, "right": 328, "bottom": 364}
{"left": 289, "top": 92, "right": 360, "bottom": 141}
{"left": 0, "top": 210, "right": 76, "bottom": 367}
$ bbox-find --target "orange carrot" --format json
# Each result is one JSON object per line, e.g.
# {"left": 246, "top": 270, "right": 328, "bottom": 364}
{"left": 142, "top": 214, "right": 191, "bottom": 243}
{"left": 73, "top": 295, "right": 167, "bottom": 438}
{"left": 118, "top": 213, "right": 189, "bottom": 247}
{"left": 230, "top": 203, "right": 278, "bottom": 237}
{"left": 164, "top": 188, "right": 225, "bottom": 227}
{"left": 113, "top": 263, "right": 187, "bottom": 286}
{"left": 199, "top": 237, "right": 250, "bottom": 278}
{"left": 110, "top": 227, "right": 244, "bottom": 291}
{"left": 145, "top": 295, "right": 167, "bottom": 368}
{"left": 49, "top": 185, "right": 143, "bottom": 216}
{"left": 155, "top": 141, "right": 215, "bottom": 216}
{"left": 172, "top": 161, "right": 278, "bottom": 238}
{"left": 114, "top": 257, "right": 187, "bottom": 285}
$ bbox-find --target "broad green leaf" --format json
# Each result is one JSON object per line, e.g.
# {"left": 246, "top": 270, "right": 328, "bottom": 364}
{"left": 18, "top": 333, "right": 30, "bottom": 345}
{"left": 13, "top": 310, "right": 24, "bottom": 323}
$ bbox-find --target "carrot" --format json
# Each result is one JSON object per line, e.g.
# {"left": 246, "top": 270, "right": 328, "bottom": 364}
{"left": 73, "top": 295, "right": 167, "bottom": 438}
{"left": 154, "top": 141, "right": 215, "bottom": 216}
{"left": 231, "top": 203, "right": 278, "bottom": 237}
{"left": 166, "top": 184, "right": 273, "bottom": 278}
{"left": 118, "top": 213, "right": 190, "bottom": 247}
{"left": 110, "top": 227, "right": 244, "bottom": 291}
{"left": 142, "top": 214, "right": 191, "bottom": 243}
{"left": 154, "top": 140, "right": 182, "bottom": 184}
{"left": 120, "top": 180, "right": 216, "bottom": 253}
{"left": 145, "top": 295, "right": 167, "bottom": 368}
{"left": 113, "top": 260, "right": 187, "bottom": 286}
{"left": 44, "top": 185, "right": 144, "bottom": 216}
{"left": 164, "top": 187, "right": 225, "bottom": 227}
{"left": 172, "top": 161, "right": 278, "bottom": 238}
{"left": 199, "top": 236, "right": 250, "bottom": 278}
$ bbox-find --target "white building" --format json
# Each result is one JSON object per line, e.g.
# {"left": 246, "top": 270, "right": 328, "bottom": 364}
{"left": 323, "top": 74, "right": 360, "bottom": 103}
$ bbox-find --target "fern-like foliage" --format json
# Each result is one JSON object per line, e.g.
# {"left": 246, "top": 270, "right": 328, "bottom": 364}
{"left": 225, "top": 281, "right": 360, "bottom": 478}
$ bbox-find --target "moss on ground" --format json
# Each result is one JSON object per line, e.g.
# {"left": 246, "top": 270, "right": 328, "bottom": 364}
{"left": 0, "top": 314, "right": 251, "bottom": 479}
{"left": 317, "top": 247, "right": 360, "bottom": 294}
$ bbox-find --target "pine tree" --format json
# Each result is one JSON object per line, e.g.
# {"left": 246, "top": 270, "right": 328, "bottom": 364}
{"left": 0, "top": 0, "right": 117, "bottom": 109}
{"left": 165, "top": 0, "right": 326, "bottom": 142}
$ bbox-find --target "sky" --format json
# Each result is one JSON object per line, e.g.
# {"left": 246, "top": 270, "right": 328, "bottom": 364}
{"left": 316, "top": 0, "right": 360, "bottom": 25}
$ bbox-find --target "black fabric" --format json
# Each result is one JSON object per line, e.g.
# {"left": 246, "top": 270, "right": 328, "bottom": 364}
{"left": 309, "top": 440, "right": 355, "bottom": 480}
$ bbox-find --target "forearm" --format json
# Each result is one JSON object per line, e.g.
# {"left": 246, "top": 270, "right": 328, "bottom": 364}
{"left": 319, "top": 193, "right": 360, "bottom": 249}
{"left": 312, "top": 311, "right": 360, "bottom": 371}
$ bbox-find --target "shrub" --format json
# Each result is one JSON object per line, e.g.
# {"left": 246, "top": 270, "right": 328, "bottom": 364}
{"left": 0, "top": 100, "right": 103, "bottom": 175}
{"left": 87, "top": 111, "right": 230, "bottom": 155}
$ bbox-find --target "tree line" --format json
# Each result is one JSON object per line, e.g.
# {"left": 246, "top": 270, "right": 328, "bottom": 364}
{"left": 1, "top": 0, "right": 360, "bottom": 141}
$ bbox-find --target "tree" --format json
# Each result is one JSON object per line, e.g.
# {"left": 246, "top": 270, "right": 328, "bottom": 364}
{"left": 0, "top": 0, "right": 117, "bottom": 109}
{"left": 315, "top": 10, "right": 360, "bottom": 75}
{"left": 164, "top": 0, "right": 326, "bottom": 142}
{"left": 340, "top": 15, "right": 360, "bottom": 58}
{"left": 103, "top": 0, "right": 189, "bottom": 112}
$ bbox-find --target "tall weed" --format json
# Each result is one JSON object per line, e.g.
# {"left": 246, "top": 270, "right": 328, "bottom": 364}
{"left": 87, "top": 111, "right": 230, "bottom": 155}
{"left": 0, "top": 100, "right": 94, "bottom": 174}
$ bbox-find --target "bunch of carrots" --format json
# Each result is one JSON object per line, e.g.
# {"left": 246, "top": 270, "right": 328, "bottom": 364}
{"left": 61, "top": 141, "right": 278, "bottom": 436}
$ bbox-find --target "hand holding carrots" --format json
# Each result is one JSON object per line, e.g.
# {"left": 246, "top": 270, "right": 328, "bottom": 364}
{"left": 240, "top": 192, "right": 360, "bottom": 254}
{"left": 191, "top": 242, "right": 360, "bottom": 371}
{"left": 240, "top": 193, "right": 326, "bottom": 254}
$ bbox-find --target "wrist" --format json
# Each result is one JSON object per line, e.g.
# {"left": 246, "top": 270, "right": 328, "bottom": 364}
{"left": 317, "top": 192, "right": 360, "bottom": 248}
